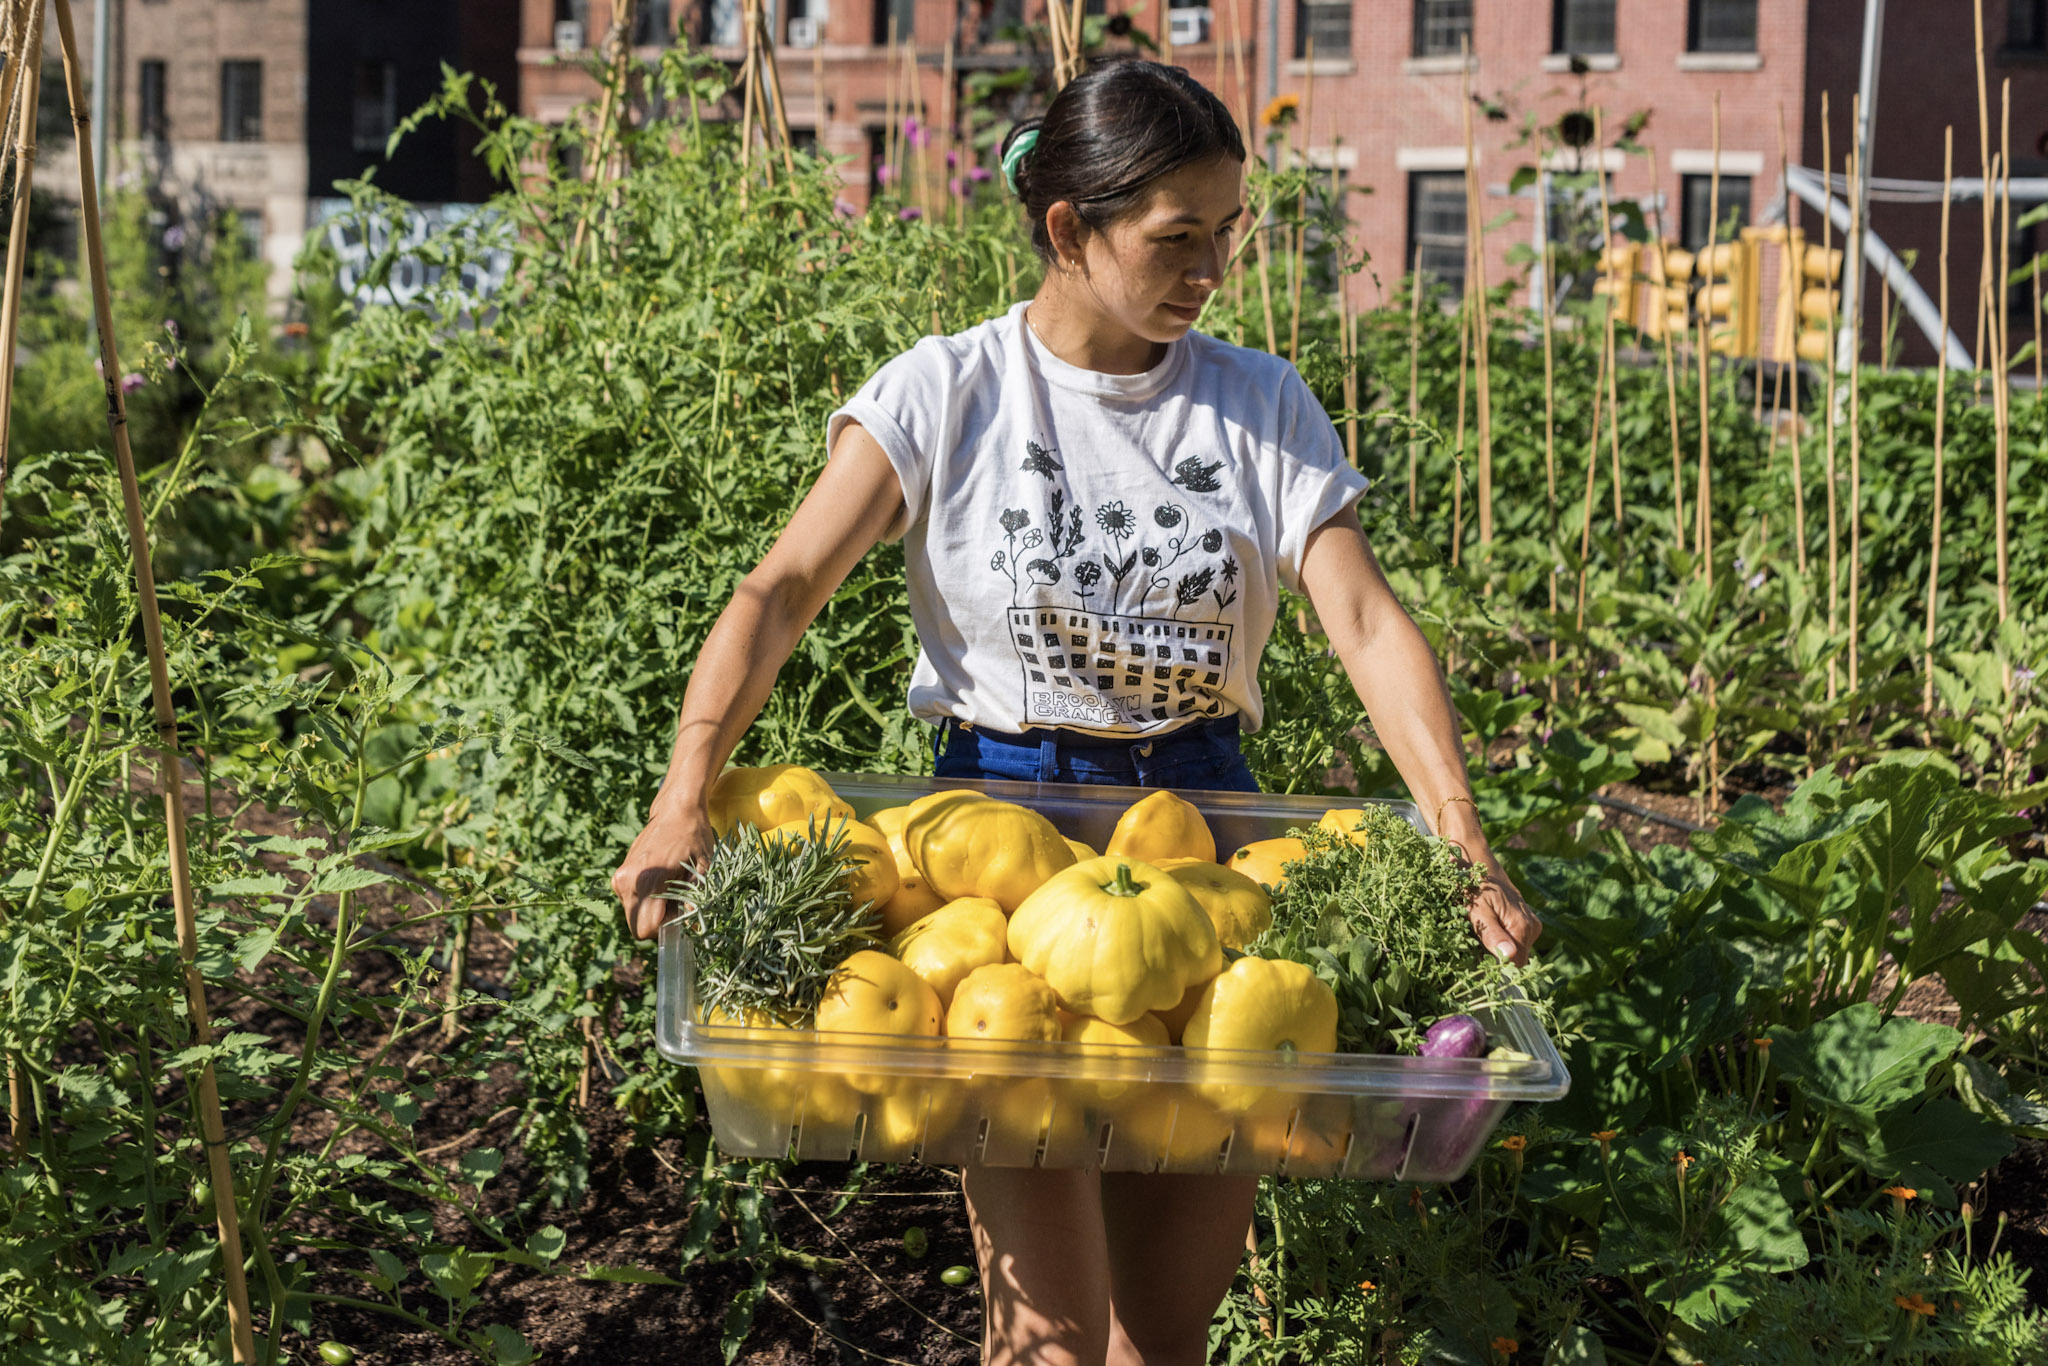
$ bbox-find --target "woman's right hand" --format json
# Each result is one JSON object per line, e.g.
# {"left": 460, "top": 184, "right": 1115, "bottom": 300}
{"left": 611, "top": 804, "right": 717, "bottom": 941}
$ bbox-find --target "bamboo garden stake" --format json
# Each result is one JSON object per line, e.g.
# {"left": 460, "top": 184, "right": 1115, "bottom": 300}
{"left": 1925, "top": 128, "right": 1955, "bottom": 717}
{"left": 1973, "top": 0, "right": 1993, "bottom": 386}
{"left": 1820, "top": 96, "right": 1840, "bottom": 697}
{"left": 1995, "top": 82, "right": 2014, "bottom": 669}
{"left": 1542, "top": 240, "right": 1561, "bottom": 702}
{"left": 1576, "top": 322, "right": 1610, "bottom": 631}
{"left": 1288, "top": 38, "right": 1316, "bottom": 363}
{"left": 43, "top": 0, "right": 260, "bottom": 1356}
{"left": 0, "top": 0, "right": 47, "bottom": 528}
{"left": 1845, "top": 103, "right": 1864, "bottom": 693}
{"left": 1593, "top": 108, "right": 1624, "bottom": 552}
{"left": 1450, "top": 293, "right": 1472, "bottom": 566}
{"left": 1459, "top": 35, "right": 1495, "bottom": 550}
{"left": 1774, "top": 103, "right": 1809, "bottom": 576}
{"left": 1646, "top": 145, "right": 1686, "bottom": 555}
{"left": 1406, "top": 244, "right": 1424, "bottom": 519}
{"left": 1695, "top": 95, "right": 1723, "bottom": 587}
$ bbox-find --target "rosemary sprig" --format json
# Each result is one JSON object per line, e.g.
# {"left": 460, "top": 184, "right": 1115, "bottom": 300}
{"left": 669, "top": 814, "right": 883, "bottom": 1025}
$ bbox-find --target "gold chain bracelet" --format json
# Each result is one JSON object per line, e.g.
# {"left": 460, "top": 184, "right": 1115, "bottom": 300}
{"left": 1433, "top": 793, "right": 1478, "bottom": 833}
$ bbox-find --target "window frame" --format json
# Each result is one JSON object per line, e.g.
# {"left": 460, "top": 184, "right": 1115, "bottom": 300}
{"left": 351, "top": 60, "right": 397, "bottom": 153}
{"left": 219, "top": 59, "right": 263, "bottom": 144}
{"left": 1552, "top": 0, "right": 1615, "bottom": 54}
{"left": 1679, "top": 173, "right": 1752, "bottom": 251}
{"left": 1297, "top": 0, "right": 1352, "bottom": 59}
{"left": 1411, "top": 0, "right": 1473, "bottom": 59}
{"left": 1407, "top": 170, "right": 1469, "bottom": 297}
{"left": 1687, "top": 0, "right": 1757, "bottom": 54}
{"left": 138, "top": 58, "right": 167, "bottom": 140}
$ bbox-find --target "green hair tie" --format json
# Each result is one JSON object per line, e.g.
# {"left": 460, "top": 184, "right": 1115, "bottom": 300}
{"left": 1002, "top": 128, "right": 1041, "bottom": 197}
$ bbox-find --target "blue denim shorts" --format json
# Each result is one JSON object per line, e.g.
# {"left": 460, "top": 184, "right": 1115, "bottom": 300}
{"left": 931, "top": 713, "right": 1261, "bottom": 794}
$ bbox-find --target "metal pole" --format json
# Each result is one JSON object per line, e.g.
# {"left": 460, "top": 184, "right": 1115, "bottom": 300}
{"left": 1837, "top": 0, "right": 1884, "bottom": 370}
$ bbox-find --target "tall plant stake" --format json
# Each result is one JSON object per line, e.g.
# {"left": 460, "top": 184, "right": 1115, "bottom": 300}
{"left": 1406, "top": 244, "right": 1424, "bottom": 519}
{"left": 1594, "top": 107, "right": 1624, "bottom": 556}
{"left": 1820, "top": 95, "right": 1840, "bottom": 697}
{"left": 1459, "top": 35, "right": 1495, "bottom": 550}
{"left": 47, "top": 0, "right": 258, "bottom": 1357}
{"left": 1973, "top": 0, "right": 1993, "bottom": 386}
{"left": 1995, "top": 80, "right": 2013, "bottom": 650}
{"left": 1450, "top": 293, "right": 1471, "bottom": 567}
{"left": 1925, "top": 127, "right": 1955, "bottom": 717}
{"left": 1846, "top": 98, "right": 1865, "bottom": 693}
{"left": 1646, "top": 145, "right": 1687, "bottom": 555}
{"left": 1576, "top": 323, "right": 1610, "bottom": 632}
{"left": 1694, "top": 93, "right": 1722, "bottom": 586}
{"left": 1287, "top": 39, "right": 1316, "bottom": 362}
{"left": 1542, "top": 240, "right": 1561, "bottom": 702}
{"left": 0, "top": 0, "right": 47, "bottom": 528}
{"left": 1775, "top": 102, "right": 1808, "bottom": 576}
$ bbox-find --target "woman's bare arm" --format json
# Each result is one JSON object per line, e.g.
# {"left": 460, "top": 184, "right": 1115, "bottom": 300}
{"left": 610, "top": 422, "right": 907, "bottom": 939}
{"left": 1296, "top": 513, "right": 1543, "bottom": 965}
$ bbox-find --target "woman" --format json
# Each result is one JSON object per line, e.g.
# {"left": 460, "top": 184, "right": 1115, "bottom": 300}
{"left": 612, "top": 59, "right": 1542, "bottom": 1366}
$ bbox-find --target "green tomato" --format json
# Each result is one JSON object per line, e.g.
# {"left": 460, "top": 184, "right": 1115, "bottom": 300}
{"left": 318, "top": 1343, "right": 356, "bottom": 1366}
{"left": 5, "top": 1312, "right": 31, "bottom": 1337}
{"left": 939, "top": 1264, "right": 974, "bottom": 1288}
{"left": 108, "top": 1055, "right": 138, "bottom": 1083}
{"left": 900, "top": 1226, "right": 928, "bottom": 1259}
{"left": 191, "top": 1180, "right": 214, "bottom": 1217}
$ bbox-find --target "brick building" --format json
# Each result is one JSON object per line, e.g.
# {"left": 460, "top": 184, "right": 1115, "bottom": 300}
{"left": 521, "top": 0, "right": 2048, "bottom": 367}
{"left": 50, "top": 0, "right": 518, "bottom": 295}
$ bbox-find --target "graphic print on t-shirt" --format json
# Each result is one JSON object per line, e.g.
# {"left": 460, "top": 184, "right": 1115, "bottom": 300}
{"left": 990, "top": 436, "right": 1242, "bottom": 732}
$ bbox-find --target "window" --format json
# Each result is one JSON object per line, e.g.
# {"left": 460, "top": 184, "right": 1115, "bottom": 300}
{"left": 1408, "top": 171, "right": 1467, "bottom": 295}
{"left": 873, "top": 0, "right": 912, "bottom": 43}
{"left": 633, "top": 0, "right": 671, "bottom": 43}
{"left": 1297, "top": 0, "right": 1351, "bottom": 58}
{"left": 1688, "top": 0, "right": 1756, "bottom": 53}
{"left": 220, "top": 60, "right": 262, "bottom": 142}
{"left": 1553, "top": 0, "right": 1614, "bottom": 53}
{"left": 2010, "top": 0, "right": 2047, "bottom": 50}
{"left": 705, "top": 0, "right": 741, "bottom": 45}
{"left": 138, "top": 59, "right": 167, "bottom": 140}
{"left": 980, "top": 0, "right": 1024, "bottom": 40}
{"left": 1680, "top": 173, "right": 1750, "bottom": 250}
{"left": 1413, "top": 0, "right": 1471, "bottom": 57}
{"left": 352, "top": 61, "right": 395, "bottom": 152}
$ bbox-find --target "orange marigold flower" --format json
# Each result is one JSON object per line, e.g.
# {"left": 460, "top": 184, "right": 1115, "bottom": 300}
{"left": 1260, "top": 93, "right": 1301, "bottom": 127}
{"left": 1753, "top": 1036, "right": 1773, "bottom": 1049}
{"left": 1675, "top": 1150, "right": 1695, "bottom": 1172}
{"left": 1490, "top": 1338, "right": 1519, "bottom": 1355}
{"left": 1882, "top": 1186, "right": 1918, "bottom": 1200}
{"left": 1358, "top": 1280, "right": 1376, "bottom": 1293}
{"left": 1500, "top": 1135, "right": 1527, "bottom": 1152}
{"left": 1895, "top": 1293, "right": 1937, "bottom": 1317}
{"left": 1590, "top": 1129, "right": 1619, "bottom": 1142}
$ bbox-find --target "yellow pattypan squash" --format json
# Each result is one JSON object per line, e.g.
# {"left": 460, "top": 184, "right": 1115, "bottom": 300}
{"left": 814, "top": 949, "right": 942, "bottom": 1038}
{"left": 1105, "top": 789, "right": 1216, "bottom": 863}
{"left": 707, "top": 764, "right": 854, "bottom": 836}
{"left": 1318, "top": 808, "right": 1375, "bottom": 849}
{"left": 904, "top": 790, "right": 1076, "bottom": 910}
{"left": 1226, "top": 836, "right": 1308, "bottom": 890}
{"left": 1183, "top": 956, "right": 1339, "bottom": 1113}
{"left": 1061, "top": 1011, "right": 1170, "bottom": 1101}
{"left": 760, "top": 817, "right": 899, "bottom": 912}
{"left": 1007, "top": 856, "right": 1221, "bottom": 1026}
{"left": 1156, "top": 859, "right": 1273, "bottom": 949}
{"left": 1153, "top": 972, "right": 1215, "bottom": 1044}
{"left": 698, "top": 1005, "right": 858, "bottom": 1126}
{"left": 892, "top": 897, "right": 1009, "bottom": 1005}
{"left": 868, "top": 805, "right": 948, "bottom": 934}
{"left": 1064, "top": 836, "right": 1098, "bottom": 862}
{"left": 945, "top": 962, "right": 1063, "bottom": 1042}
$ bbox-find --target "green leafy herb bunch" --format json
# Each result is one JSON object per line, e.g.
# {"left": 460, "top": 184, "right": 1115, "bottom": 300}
{"left": 670, "top": 815, "right": 884, "bottom": 1026}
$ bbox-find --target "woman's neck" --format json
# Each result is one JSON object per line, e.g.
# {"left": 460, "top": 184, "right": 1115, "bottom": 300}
{"left": 1025, "top": 288, "right": 1170, "bottom": 376}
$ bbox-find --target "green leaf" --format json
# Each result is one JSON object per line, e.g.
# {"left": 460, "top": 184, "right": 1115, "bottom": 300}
{"left": 579, "top": 1263, "right": 679, "bottom": 1285}
{"left": 525, "top": 1227, "right": 567, "bottom": 1263}
{"left": 311, "top": 865, "right": 393, "bottom": 894}
{"left": 1859, "top": 1096, "right": 2013, "bottom": 1202}
{"left": 209, "top": 874, "right": 290, "bottom": 899}
{"left": 459, "top": 1147, "right": 504, "bottom": 1189}
{"left": 476, "top": 1324, "right": 534, "bottom": 1366}
{"left": 1544, "top": 1326, "right": 1608, "bottom": 1366}
{"left": 1765, "top": 1003, "right": 1962, "bottom": 1124}
{"left": 720, "top": 1280, "right": 763, "bottom": 1364}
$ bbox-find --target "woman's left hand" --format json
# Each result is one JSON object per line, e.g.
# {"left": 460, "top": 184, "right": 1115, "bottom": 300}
{"left": 1468, "top": 861, "right": 1542, "bottom": 967}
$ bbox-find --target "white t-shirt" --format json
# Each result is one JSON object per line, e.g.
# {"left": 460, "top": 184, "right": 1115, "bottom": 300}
{"left": 825, "top": 299, "right": 1368, "bottom": 737}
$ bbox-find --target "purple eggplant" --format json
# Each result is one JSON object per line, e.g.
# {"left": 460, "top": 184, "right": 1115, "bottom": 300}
{"left": 1419, "top": 1014, "right": 1488, "bottom": 1059}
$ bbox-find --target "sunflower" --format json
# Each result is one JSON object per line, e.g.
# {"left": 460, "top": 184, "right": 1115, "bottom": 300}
{"left": 1261, "top": 93, "right": 1301, "bottom": 128}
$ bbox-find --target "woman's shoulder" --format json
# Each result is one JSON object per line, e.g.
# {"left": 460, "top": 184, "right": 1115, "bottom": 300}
{"left": 1184, "top": 329, "right": 1316, "bottom": 409}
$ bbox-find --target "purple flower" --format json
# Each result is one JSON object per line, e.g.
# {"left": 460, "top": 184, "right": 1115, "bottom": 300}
{"left": 876, "top": 164, "right": 896, "bottom": 186}
{"left": 1747, "top": 570, "right": 1767, "bottom": 590}
{"left": 945, "top": 148, "right": 958, "bottom": 169}
{"left": 902, "top": 115, "right": 926, "bottom": 149}
{"left": 120, "top": 372, "right": 147, "bottom": 394}
{"left": 163, "top": 319, "right": 179, "bottom": 339}
{"left": 834, "top": 196, "right": 858, "bottom": 217}
{"left": 898, "top": 206, "right": 923, "bottom": 222}
{"left": 968, "top": 165, "right": 992, "bottom": 183}
{"left": 2018, "top": 667, "right": 2038, "bottom": 690}
{"left": 162, "top": 225, "right": 186, "bottom": 250}
{"left": 949, "top": 176, "right": 964, "bottom": 197}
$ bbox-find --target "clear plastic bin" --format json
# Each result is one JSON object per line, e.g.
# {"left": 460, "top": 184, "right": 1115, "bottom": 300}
{"left": 654, "top": 772, "right": 1570, "bottom": 1181}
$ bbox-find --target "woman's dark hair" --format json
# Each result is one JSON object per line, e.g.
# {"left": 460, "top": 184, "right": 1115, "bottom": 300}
{"left": 998, "top": 61, "right": 1246, "bottom": 265}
